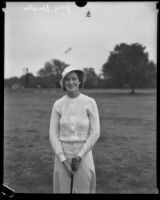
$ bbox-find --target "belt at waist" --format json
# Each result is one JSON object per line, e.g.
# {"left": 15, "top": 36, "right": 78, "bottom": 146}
{"left": 60, "top": 135, "right": 88, "bottom": 142}
{"left": 61, "top": 141, "right": 85, "bottom": 158}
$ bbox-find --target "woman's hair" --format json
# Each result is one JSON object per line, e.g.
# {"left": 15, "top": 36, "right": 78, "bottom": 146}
{"left": 63, "top": 70, "right": 84, "bottom": 91}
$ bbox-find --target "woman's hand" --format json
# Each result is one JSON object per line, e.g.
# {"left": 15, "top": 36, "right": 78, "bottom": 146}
{"left": 63, "top": 160, "right": 74, "bottom": 177}
{"left": 71, "top": 156, "right": 81, "bottom": 172}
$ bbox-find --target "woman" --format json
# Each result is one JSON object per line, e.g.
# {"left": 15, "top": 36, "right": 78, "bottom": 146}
{"left": 49, "top": 65, "right": 100, "bottom": 193}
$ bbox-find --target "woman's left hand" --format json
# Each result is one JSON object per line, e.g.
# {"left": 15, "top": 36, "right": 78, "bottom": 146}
{"left": 71, "top": 156, "right": 81, "bottom": 172}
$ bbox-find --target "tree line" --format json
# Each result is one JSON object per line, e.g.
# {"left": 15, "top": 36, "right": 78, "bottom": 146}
{"left": 5, "top": 43, "right": 156, "bottom": 94}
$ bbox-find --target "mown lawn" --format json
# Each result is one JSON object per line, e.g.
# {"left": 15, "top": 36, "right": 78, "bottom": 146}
{"left": 4, "top": 88, "right": 157, "bottom": 193}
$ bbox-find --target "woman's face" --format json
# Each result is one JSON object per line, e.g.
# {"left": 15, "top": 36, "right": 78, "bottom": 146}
{"left": 64, "top": 71, "right": 80, "bottom": 93}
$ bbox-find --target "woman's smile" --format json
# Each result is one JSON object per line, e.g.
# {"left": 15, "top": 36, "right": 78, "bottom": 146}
{"left": 68, "top": 84, "right": 77, "bottom": 89}
{"left": 68, "top": 84, "right": 75, "bottom": 88}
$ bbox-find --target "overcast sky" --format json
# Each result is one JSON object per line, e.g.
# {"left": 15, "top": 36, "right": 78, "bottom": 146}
{"left": 4, "top": 1, "right": 157, "bottom": 78}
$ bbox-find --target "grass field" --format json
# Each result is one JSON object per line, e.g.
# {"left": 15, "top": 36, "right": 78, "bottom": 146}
{"left": 4, "top": 88, "right": 157, "bottom": 193}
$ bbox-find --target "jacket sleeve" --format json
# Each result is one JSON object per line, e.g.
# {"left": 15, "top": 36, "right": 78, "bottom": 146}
{"left": 77, "top": 98, "right": 100, "bottom": 158}
{"left": 49, "top": 102, "right": 66, "bottom": 162}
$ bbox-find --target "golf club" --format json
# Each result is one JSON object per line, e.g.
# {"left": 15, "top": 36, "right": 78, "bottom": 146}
{"left": 70, "top": 173, "right": 74, "bottom": 193}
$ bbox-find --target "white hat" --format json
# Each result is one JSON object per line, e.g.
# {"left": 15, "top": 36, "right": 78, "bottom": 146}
{"left": 60, "top": 66, "right": 86, "bottom": 90}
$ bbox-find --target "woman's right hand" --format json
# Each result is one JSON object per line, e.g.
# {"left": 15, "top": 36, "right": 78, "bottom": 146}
{"left": 63, "top": 160, "right": 74, "bottom": 177}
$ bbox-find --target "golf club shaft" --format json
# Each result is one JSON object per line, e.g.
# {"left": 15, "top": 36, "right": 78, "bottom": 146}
{"left": 70, "top": 174, "right": 74, "bottom": 193}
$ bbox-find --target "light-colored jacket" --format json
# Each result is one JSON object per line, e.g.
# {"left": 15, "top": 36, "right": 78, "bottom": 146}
{"left": 49, "top": 93, "right": 100, "bottom": 162}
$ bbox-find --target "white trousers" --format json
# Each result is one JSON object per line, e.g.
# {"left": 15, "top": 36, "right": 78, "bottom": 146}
{"left": 53, "top": 141, "right": 96, "bottom": 193}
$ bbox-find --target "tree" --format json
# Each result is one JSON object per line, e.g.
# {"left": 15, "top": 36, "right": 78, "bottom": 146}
{"left": 83, "top": 67, "right": 98, "bottom": 88}
{"left": 96, "top": 73, "right": 113, "bottom": 88}
{"left": 37, "top": 59, "right": 69, "bottom": 88}
{"left": 4, "top": 77, "right": 20, "bottom": 88}
{"left": 102, "top": 43, "right": 156, "bottom": 94}
{"left": 143, "top": 61, "right": 157, "bottom": 88}
{"left": 18, "top": 72, "right": 34, "bottom": 88}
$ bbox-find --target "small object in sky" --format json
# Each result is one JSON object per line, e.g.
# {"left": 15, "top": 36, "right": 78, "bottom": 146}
{"left": 64, "top": 47, "right": 72, "bottom": 54}
{"left": 86, "top": 10, "right": 91, "bottom": 17}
